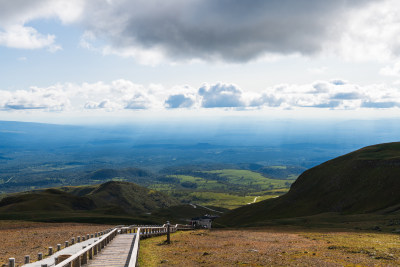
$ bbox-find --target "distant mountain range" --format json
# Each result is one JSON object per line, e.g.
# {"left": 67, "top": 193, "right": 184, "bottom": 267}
{"left": 217, "top": 142, "right": 400, "bottom": 227}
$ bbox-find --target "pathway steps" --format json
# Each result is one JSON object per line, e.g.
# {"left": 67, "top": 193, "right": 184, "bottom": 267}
{"left": 85, "top": 234, "right": 135, "bottom": 267}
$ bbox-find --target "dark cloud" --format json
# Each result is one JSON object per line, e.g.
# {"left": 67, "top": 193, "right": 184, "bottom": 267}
{"left": 165, "top": 94, "right": 194, "bottom": 108}
{"left": 84, "top": 0, "right": 376, "bottom": 62}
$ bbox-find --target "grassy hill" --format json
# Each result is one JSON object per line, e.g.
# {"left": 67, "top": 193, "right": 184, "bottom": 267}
{"left": 0, "top": 181, "right": 180, "bottom": 224}
{"left": 217, "top": 142, "right": 400, "bottom": 227}
{"left": 0, "top": 188, "right": 96, "bottom": 212}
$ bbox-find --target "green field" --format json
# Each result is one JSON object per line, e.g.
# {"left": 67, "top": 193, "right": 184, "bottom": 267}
{"left": 148, "top": 169, "right": 294, "bottom": 209}
{"left": 184, "top": 192, "right": 281, "bottom": 209}
{"left": 205, "top": 169, "right": 292, "bottom": 190}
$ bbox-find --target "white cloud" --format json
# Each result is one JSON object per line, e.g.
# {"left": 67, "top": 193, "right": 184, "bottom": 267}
{"left": 165, "top": 94, "right": 195, "bottom": 108}
{"left": 84, "top": 99, "right": 121, "bottom": 110}
{"left": 333, "top": 0, "right": 400, "bottom": 62}
{"left": 1, "top": 79, "right": 400, "bottom": 113}
{"left": 0, "top": 0, "right": 84, "bottom": 50}
{"left": 125, "top": 93, "right": 153, "bottom": 110}
{"left": 198, "top": 83, "right": 245, "bottom": 108}
{"left": 0, "top": 25, "right": 60, "bottom": 51}
{"left": 380, "top": 61, "right": 400, "bottom": 77}
{"left": 0, "top": 87, "right": 70, "bottom": 111}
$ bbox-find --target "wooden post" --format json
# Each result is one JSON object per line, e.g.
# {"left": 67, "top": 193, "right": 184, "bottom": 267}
{"left": 91, "top": 234, "right": 94, "bottom": 238}
{"left": 71, "top": 237, "right": 75, "bottom": 245}
{"left": 86, "top": 234, "right": 90, "bottom": 240}
{"left": 89, "top": 247, "right": 93, "bottom": 260}
{"left": 75, "top": 256, "right": 81, "bottom": 267}
{"left": 78, "top": 236, "right": 81, "bottom": 242}
{"left": 41, "top": 264, "right": 47, "bottom": 267}
{"left": 48, "top": 247, "right": 53, "bottom": 256}
{"left": 82, "top": 247, "right": 87, "bottom": 264}
{"left": 57, "top": 244, "right": 61, "bottom": 251}
{"left": 38, "top": 252, "right": 43, "bottom": 260}
{"left": 24, "top": 255, "right": 30, "bottom": 264}
{"left": 65, "top": 241, "right": 69, "bottom": 248}
{"left": 8, "top": 258, "right": 15, "bottom": 267}
{"left": 167, "top": 221, "right": 171, "bottom": 244}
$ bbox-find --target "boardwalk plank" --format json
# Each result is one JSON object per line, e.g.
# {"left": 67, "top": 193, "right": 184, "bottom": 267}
{"left": 85, "top": 234, "right": 135, "bottom": 267}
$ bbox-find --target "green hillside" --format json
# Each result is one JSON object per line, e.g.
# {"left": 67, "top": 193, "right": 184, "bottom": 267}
{"left": 0, "top": 181, "right": 180, "bottom": 223}
{"left": 217, "top": 142, "right": 400, "bottom": 227}
{"left": 0, "top": 188, "right": 96, "bottom": 212}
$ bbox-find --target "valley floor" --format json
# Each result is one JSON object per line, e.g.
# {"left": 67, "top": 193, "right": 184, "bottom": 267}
{"left": 0, "top": 221, "right": 113, "bottom": 266}
{"left": 139, "top": 228, "right": 400, "bottom": 266}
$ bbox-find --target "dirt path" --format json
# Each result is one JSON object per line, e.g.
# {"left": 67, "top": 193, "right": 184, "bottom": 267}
{"left": 247, "top": 196, "right": 260, "bottom": 205}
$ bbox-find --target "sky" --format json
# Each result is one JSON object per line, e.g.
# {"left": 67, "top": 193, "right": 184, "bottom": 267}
{"left": 1, "top": 0, "right": 400, "bottom": 124}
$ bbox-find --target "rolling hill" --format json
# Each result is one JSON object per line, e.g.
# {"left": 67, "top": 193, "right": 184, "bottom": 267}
{"left": 217, "top": 142, "right": 400, "bottom": 227}
{"left": 0, "top": 181, "right": 180, "bottom": 223}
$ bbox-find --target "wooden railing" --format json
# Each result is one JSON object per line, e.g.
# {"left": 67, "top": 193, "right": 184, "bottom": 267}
{"left": 54, "top": 228, "right": 118, "bottom": 267}
{"left": 126, "top": 224, "right": 193, "bottom": 267}
{"left": 127, "top": 227, "right": 141, "bottom": 267}
{"left": 13, "top": 223, "right": 193, "bottom": 267}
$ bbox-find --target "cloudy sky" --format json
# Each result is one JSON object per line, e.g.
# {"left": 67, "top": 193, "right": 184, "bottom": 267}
{"left": 1, "top": 0, "right": 400, "bottom": 123}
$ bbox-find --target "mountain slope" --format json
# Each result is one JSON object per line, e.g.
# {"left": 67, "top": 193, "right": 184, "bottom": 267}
{"left": 79, "top": 181, "right": 179, "bottom": 214}
{"left": 217, "top": 142, "right": 400, "bottom": 227}
{"left": 0, "top": 188, "right": 96, "bottom": 212}
{"left": 0, "top": 181, "right": 180, "bottom": 222}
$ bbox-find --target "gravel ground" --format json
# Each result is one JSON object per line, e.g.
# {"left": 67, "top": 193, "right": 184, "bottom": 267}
{"left": 0, "top": 221, "right": 114, "bottom": 267}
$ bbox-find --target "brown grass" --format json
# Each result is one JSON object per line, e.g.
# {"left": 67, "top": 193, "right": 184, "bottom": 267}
{"left": 0, "top": 220, "right": 114, "bottom": 266}
{"left": 139, "top": 228, "right": 400, "bottom": 266}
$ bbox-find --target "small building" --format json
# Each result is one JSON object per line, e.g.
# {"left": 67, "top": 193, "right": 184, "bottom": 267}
{"left": 191, "top": 215, "right": 218, "bottom": 229}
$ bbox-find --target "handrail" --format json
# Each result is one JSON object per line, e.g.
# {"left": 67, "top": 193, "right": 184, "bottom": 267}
{"left": 17, "top": 224, "right": 194, "bottom": 267}
{"left": 125, "top": 224, "right": 193, "bottom": 266}
{"left": 54, "top": 228, "right": 117, "bottom": 267}
{"left": 127, "top": 228, "right": 141, "bottom": 267}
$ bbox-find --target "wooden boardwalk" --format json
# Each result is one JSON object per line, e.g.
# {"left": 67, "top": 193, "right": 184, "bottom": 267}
{"left": 85, "top": 233, "right": 136, "bottom": 267}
